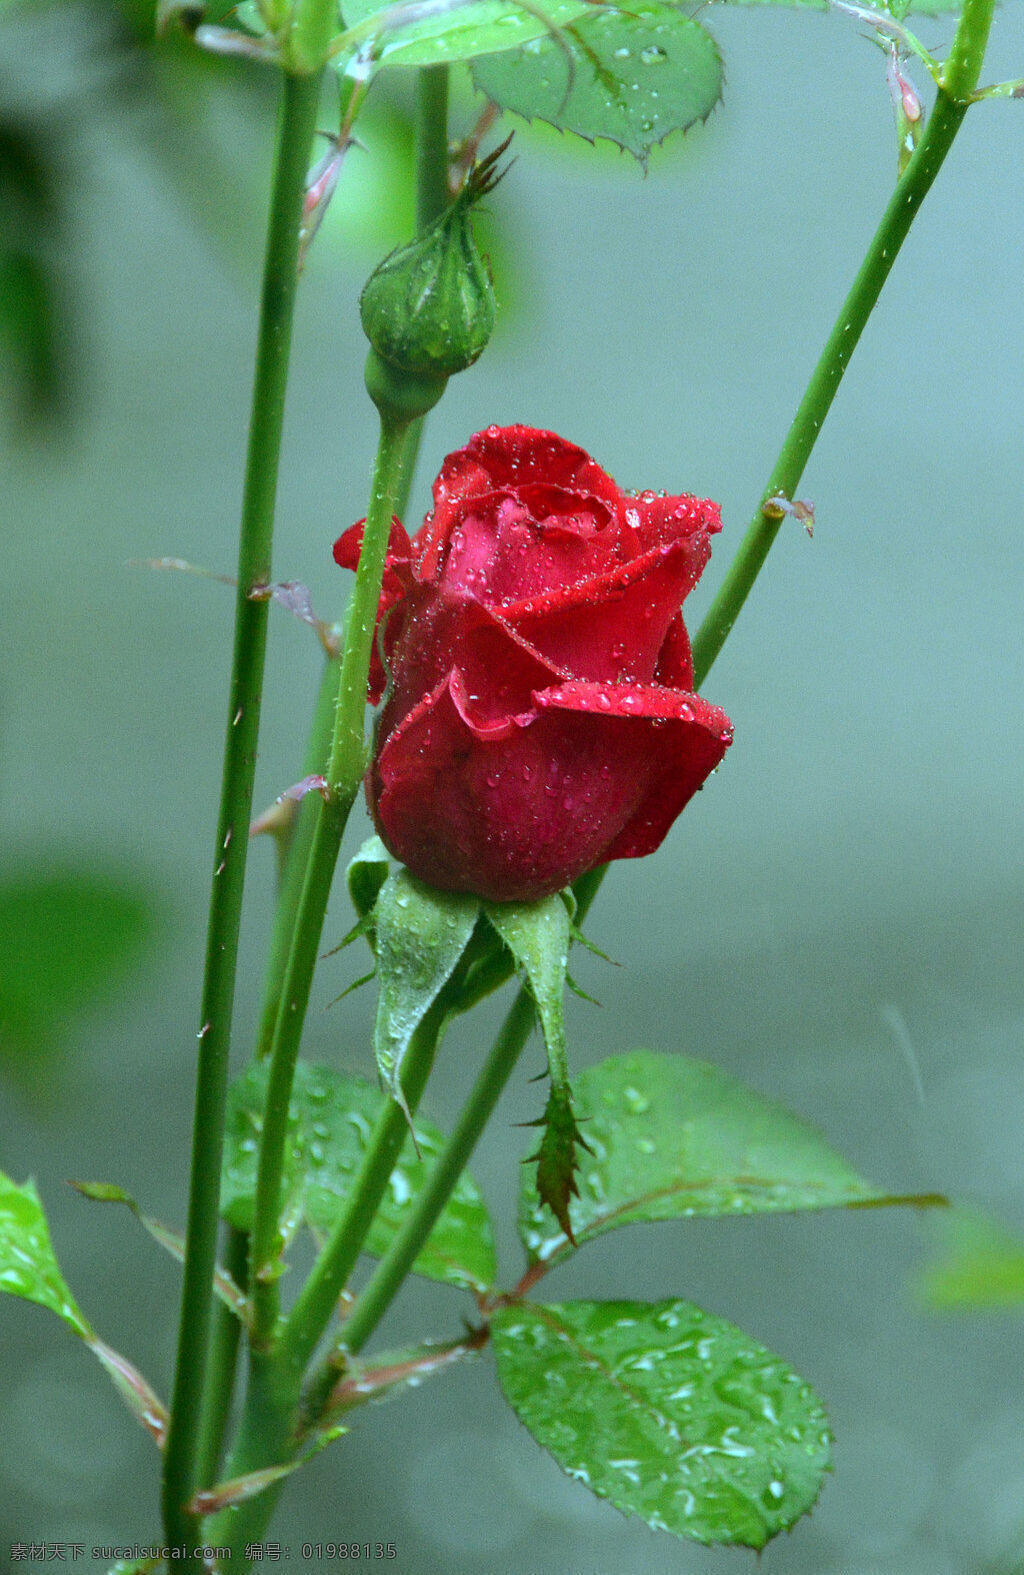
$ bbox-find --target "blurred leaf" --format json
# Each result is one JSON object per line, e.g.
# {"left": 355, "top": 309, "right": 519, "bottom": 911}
{"left": 920, "top": 1210, "right": 1024, "bottom": 1309}
{"left": 70, "top": 1180, "right": 248, "bottom": 1319}
{"left": 221, "top": 1061, "right": 497, "bottom": 1292}
{"left": 373, "top": 869, "right": 479, "bottom": 1126}
{"left": 0, "top": 1171, "right": 90, "bottom": 1335}
{"left": 473, "top": 4, "right": 722, "bottom": 167}
{"left": 520, "top": 1050, "right": 941, "bottom": 1263}
{"left": 337, "top": 0, "right": 591, "bottom": 69}
{"left": 0, "top": 864, "right": 156, "bottom": 1088}
{"left": 492, "top": 1298, "right": 830, "bottom": 1547}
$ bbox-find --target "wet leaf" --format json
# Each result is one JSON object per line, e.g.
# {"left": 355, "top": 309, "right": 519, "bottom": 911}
{"left": 525, "top": 1082, "right": 591, "bottom": 1244}
{"left": 221, "top": 1061, "right": 497, "bottom": 1292}
{"left": 0, "top": 1171, "right": 90, "bottom": 1335}
{"left": 473, "top": 4, "right": 722, "bottom": 166}
{"left": 373, "top": 869, "right": 480, "bottom": 1126}
{"left": 337, "top": 0, "right": 591, "bottom": 70}
{"left": 492, "top": 1298, "right": 830, "bottom": 1547}
{"left": 520, "top": 1050, "right": 938, "bottom": 1262}
{"left": 920, "top": 1210, "right": 1024, "bottom": 1309}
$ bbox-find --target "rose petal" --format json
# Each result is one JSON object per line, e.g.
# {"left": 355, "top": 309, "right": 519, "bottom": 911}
{"left": 377, "top": 592, "right": 569, "bottom": 737}
{"left": 533, "top": 681, "right": 733, "bottom": 863}
{"left": 620, "top": 491, "right": 722, "bottom": 555}
{"left": 417, "top": 426, "right": 621, "bottom": 583}
{"left": 653, "top": 611, "right": 694, "bottom": 690}
{"left": 502, "top": 535, "right": 711, "bottom": 683}
{"left": 333, "top": 516, "right": 416, "bottom": 702}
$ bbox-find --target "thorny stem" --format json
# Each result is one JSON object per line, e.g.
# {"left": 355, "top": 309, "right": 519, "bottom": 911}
{"left": 161, "top": 68, "right": 322, "bottom": 1554}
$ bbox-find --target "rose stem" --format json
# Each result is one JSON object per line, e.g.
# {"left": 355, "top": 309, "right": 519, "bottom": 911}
{"left": 296, "top": 0, "right": 997, "bottom": 1394}
{"left": 160, "top": 67, "right": 324, "bottom": 1553}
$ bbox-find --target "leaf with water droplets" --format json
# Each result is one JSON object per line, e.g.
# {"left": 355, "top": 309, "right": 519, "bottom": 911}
{"left": 373, "top": 868, "right": 480, "bottom": 1127}
{"left": 519, "top": 1050, "right": 941, "bottom": 1262}
{"left": 472, "top": 3, "right": 723, "bottom": 166}
{"left": 492, "top": 1298, "right": 830, "bottom": 1547}
{"left": 0, "top": 1170, "right": 91, "bottom": 1336}
{"left": 337, "top": 0, "right": 591, "bottom": 69}
{"left": 221, "top": 1062, "right": 497, "bottom": 1292}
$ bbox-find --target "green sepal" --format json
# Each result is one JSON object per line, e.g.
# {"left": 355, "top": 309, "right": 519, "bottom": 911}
{"left": 345, "top": 833, "right": 390, "bottom": 920}
{"left": 373, "top": 870, "right": 480, "bottom": 1125}
{"left": 483, "top": 893, "right": 589, "bottom": 1238}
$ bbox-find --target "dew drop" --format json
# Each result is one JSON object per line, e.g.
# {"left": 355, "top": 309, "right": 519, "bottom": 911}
{"left": 640, "top": 44, "right": 668, "bottom": 64}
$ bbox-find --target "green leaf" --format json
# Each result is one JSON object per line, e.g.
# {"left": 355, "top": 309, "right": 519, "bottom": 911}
{"left": 336, "top": 0, "right": 591, "bottom": 70}
{"left": 920, "top": 1210, "right": 1024, "bottom": 1309}
{"left": 0, "top": 1171, "right": 91, "bottom": 1336}
{"left": 520, "top": 1050, "right": 938, "bottom": 1262}
{"left": 525, "top": 1082, "right": 593, "bottom": 1244}
{"left": 492, "top": 1299, "right": 830, "bottom": 1548}
{"left": 472, "top": 3, "right": 722, "bottom": 165}
{"left": 221, "top": 1062, "right": 497, "bottom": 1292}
{"left": 373, "top": 869, "right": 480, "bottom": 1124}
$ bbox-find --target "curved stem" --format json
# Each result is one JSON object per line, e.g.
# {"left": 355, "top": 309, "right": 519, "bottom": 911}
{"left": 161, "top": 68, "right": 322, "bottom": 1552}
{"left": 248, "top": 413, "right": 411, "bottom": 1346}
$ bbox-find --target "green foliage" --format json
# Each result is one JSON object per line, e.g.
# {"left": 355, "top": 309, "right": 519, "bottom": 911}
{"left": 221, "top": 1061, "right": 497, "bottom": 1291}
{"left": 520, "top": 1049, "right": 936, "bottom": 1261}
{"left": 920, "top": 1210, "right": 1024, "bottom": 1309}
{"left": 472, "top": 4, "right": 723, "bottom": 166}
{"left": 372, "top": 868, "right": 480, "bottom": 1123}
{"left": 0, "top": 865, "right": 155, "bottom": 1082}
{"left": 336, "top": 0, "right": 591, "bottom": 69}
{"left": 492, "top": 1298, "right": 830, "bottom": 1547}
{"left": 0, "top": 1171, "right": 90, "bottom": 1335}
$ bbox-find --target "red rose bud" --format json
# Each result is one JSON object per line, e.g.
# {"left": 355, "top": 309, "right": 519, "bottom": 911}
{"left": 334, "top": 426, "right": 733, "bottom": 903}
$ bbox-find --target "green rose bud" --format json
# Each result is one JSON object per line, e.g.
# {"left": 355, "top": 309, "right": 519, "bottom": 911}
{"left": 360, "top": 139, "right": 509, "bottom": 401}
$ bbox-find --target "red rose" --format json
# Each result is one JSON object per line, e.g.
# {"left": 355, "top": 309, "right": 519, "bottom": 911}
{"left": 334, "top": 425, "right": 732, "bottom": 903}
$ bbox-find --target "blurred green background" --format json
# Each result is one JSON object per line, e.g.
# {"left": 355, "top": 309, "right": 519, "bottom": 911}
{"left": 1, "top": 1, "right": 1023, "bottom": 1569}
